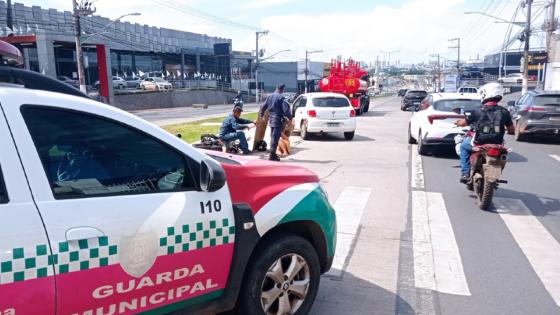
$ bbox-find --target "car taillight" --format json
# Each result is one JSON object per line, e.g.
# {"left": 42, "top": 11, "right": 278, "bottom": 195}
{"left": 527, "top": 106, "right": 545, "bottom": 112}
{"left": 427, "top": 114, "right": 464, "bottom": 124}
{"left": 308, "top": 110, "right": 317, "bottom": 117}
{"left": 487, "top": 148, "right": 501, "bottom": 157}
{"left": 350, "top": 109, "right": 356, "bottom": 117}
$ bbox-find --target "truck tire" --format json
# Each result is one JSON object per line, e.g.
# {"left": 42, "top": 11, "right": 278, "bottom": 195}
{"left": 237, "top": 234, "right": 321, "bottom": 315}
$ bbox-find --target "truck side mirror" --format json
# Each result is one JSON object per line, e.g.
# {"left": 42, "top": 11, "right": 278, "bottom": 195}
{"left": 200, "top": 159, "right": 226, "bottom": 192}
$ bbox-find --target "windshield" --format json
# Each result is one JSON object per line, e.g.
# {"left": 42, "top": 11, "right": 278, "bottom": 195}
{"left": 312, "top": 97, "right": 350, "bottom": 107}
{"left": 406, "top": 91, "right": 427, "bottom": 98}
{"left": 433, "top": 99, "right": 481, "bottom": 112}
{"left": 153, "top": 77, "right": 165, "bottom": 82}
{"left": 533, "top": 95, "right": 560, "bottom": 106}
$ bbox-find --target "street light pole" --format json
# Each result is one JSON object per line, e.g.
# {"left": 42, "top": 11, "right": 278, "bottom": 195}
{"left": 305, "top": 49, "right": 323, "bottom": 93}
{"left": 254, "top": 30, "right": 268, "bottom": 103}
{"left": 430, "top": 54, "right": 441, "bottom": 92}
{"left": 522, "top": 0, "right": 533, "bottom": 95}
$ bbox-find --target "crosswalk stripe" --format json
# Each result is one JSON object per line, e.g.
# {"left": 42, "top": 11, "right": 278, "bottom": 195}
{"left": 549, "top": 154, "right": 560, "bottom": 163}
{"left": 326, "top": 186, "right": 372, "bottom": 277}
{"left": 412, "top": 191, "right": 471, "bottom": 295}
{"left": 411, "top": 145, "right": 425, "bottom": 189}
{"left": 494, "top": 198, "right": 560, "bottom": 307}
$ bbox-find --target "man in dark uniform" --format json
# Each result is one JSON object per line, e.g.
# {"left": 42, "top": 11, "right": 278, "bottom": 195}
{"left": 219, "top": 106, "right": 254, "bottom": 154}
{"left": 259, "top": 84, "right": 292, "bottom": 161}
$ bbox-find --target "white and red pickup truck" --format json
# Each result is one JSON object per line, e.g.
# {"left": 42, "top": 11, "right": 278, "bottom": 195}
{"left": 0, "top": 78, "right": 336, "bottom": 314}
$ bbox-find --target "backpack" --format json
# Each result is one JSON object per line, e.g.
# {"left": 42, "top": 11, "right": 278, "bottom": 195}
{"left": 474, "top": 106, "right": 505, "bottom": 144}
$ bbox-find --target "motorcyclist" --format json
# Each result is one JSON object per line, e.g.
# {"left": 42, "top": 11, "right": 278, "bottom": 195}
{"left": 219, "top": 106, "right": 254, "bottom": 154}
{"left": 455, "top": 82, "right": 514, "bottom": 183}
{"left": 233, "top": 91, "right": 244, "bottom": 108}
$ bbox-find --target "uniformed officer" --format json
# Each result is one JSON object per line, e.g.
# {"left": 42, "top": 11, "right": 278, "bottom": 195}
{"left": 259, "top": 84, "right": 292, "bottom": 161}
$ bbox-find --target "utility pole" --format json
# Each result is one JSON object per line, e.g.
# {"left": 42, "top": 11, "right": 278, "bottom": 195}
{"left": 544, "top": 0, "right": 556, "bottom": 88}
{"left": 522, "top": 0, "right": 533, "bottom": 95}
{"left": 448, "top": 38, "right": 461, "bottom": 75}
{"left": 430, "top": 54, "right": 441, "bottom": 92}
{"left": 72, "top": 0, "right": 95, "bottom": 94}
{"left": 305, "top": 49, "right": 323, "bottom": 93}
{"left": 254, "top": 30, "right": 268, "bottom": 103}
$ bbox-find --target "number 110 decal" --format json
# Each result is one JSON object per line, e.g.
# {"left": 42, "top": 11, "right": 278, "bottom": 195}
{"left": 200, "top": 200, "right": 222, "bottom": 214}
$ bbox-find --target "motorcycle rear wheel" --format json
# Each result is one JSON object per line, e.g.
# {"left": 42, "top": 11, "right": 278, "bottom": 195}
{"left": 477, "top": 180, "right": 496, "bottom": 211}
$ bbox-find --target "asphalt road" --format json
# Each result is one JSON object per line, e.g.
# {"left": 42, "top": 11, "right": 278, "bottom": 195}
{"left": 268, "top": 96, "right": 559, "bottom": 314}
{"left": 132, "top": 102, "right": 261, "bottom": 126}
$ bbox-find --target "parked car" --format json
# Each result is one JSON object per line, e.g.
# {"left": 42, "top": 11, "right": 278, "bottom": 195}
{"left": 57, "top": 76, "right": 79, "bottom": 88}
{"left": 140, "top": 77, "right": 173, "bottom": 91}
{"left": 93, "top": 76, "right": 127, "bottom": 90}
{"left": 292, "top": 92, "right": 357, "bottom": 140}
{"left": 457, "top": 86, "right": 478, "bottom": 94}
{"left": 124, "top": 76, "right": 142, "bottom": 89}
{"left": 507, "top": 90, "right": 560, "bottom": 141}
{"left": 498, "top": 73, "right": 523, "bottom": 85}
{"left": 408, "top": 93, "right": 482, "bottom": 155}
{"left": 398, "top": 88, "right": 408, "bottom": 97}
{"left": 0, "top": 78, "right": 336, "bottom": 315}
{"left": 401, "top": 90, "right": 427, "bottom": 111}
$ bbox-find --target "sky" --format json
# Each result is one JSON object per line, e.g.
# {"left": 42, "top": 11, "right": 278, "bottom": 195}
{"left": 16, "top": 0, "right": 557, "bottom": 65}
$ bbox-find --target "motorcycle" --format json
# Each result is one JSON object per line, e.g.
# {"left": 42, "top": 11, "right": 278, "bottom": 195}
{"left": 193, "top": 125, "right": 267, "bottom": 154}
{"left": 233, "top": 97, "right": 244, "bottom": 109}
{"left": 459, "top": 135, "right": 509, "bottom": 210}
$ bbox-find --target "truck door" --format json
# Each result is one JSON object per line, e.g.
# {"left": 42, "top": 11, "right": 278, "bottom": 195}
{"left": 4, "top": 101, "right": 236, "bottom": 315}
{"left": 0, "top": 104, "right": 55, "bottom": 314}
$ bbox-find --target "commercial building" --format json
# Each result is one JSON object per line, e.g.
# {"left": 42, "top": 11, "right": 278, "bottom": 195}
{"left": 258, "top": 61, "right": 326, "bottom": 93}
{"left": 0, "top": 1, "right": 232, "bottom": 102}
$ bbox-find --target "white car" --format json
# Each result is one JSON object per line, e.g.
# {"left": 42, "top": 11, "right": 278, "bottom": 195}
{"left": 292, "top": 92, "right": 357, "bottom": 140}
{"left": 94, "top": 76, "right": 126, "bottom": 90}
{"left": 498, "top": 73, "right": 523, "bottom": 85}
{"left": 140, "top": 77, "right": 173, "bottom": 91}
{"left": 408, "top": 93, "right": 482, "bottom": 155}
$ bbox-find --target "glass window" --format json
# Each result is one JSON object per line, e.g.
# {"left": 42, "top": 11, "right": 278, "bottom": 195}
{"left": 433, "top": 99, "right": 481, "bottom": 112}
{"left": 312, "top": 97, "right": 351, "bottom": 108}
{"left": 300, "top": 97, "right": 307, "bottom": 107}
{"left": 22, "top": 107, "right": 194, "bottom": 199}
{"left": 0, "top": 167, "right": 7, "bottom": 204}
{"left": 533, "top": 95, "right": 560, "bottom": 106}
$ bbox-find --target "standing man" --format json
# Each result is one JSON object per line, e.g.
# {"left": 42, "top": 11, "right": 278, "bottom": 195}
{"left": 259, "top": 83, "right": 292, "bottom": 161}
{"left": 220, "top": 106, "right": 255, "bottom": 155}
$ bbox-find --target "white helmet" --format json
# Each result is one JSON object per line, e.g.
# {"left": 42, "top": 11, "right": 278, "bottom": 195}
{"left": 479, "top": 82, "right": 504, "bottom": 102}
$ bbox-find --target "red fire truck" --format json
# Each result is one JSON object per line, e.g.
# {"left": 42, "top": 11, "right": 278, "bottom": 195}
{"left": 318, "top": 58, "right": 370, "bottom": 115}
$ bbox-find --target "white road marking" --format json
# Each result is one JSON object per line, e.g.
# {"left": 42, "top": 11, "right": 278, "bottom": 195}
{"left": 494, "top": 198, "right": 560, "bottom": 307}
{"left": 549, "top": 154, "right": 560, "bottom": 163}
{"left": 326, "top": 186, "right": 372, "bottom": 277}
{"left": 412, "top": 191, "right": 471, "bottom": 295}
{"left": 411, "top": 145, "right": 425, "bottom": 189}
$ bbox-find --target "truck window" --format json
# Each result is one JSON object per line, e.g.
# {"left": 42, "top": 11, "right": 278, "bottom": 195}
{"left": 0, "top": 167, "right": 7, "bottom": 203}
{"left": 21, "top": 107, "right": 196, "bottom": 199}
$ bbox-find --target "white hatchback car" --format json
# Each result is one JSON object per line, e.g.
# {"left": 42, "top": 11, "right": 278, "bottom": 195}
{"left": 292, "top": 92, "right": 357, "bottom": 140}
{"left": 408, "top": 93, "right": 482, "bottom": 155}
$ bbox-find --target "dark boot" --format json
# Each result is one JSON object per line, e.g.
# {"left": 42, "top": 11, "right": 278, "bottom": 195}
{"left": 269, "top": 152, "right": 280, "bottom": 161}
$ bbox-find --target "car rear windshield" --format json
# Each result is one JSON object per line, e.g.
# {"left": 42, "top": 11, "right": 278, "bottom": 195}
{"left": 534, "top": 95, "right": 560, "bottom": 106}
{"left": 406, "top": 91, "right": 427, "bottom": 97}
{"left": 433, "top": 99, "right": 481, "bottom": 112}
{"left": 312, "top": 97, "right": 350, "bottom": 107}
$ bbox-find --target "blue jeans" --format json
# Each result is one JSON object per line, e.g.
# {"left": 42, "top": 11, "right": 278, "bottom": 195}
{"left": 460, "top": 136, "right": 473, "bottom": 176}
{"left": 221, "top": 131, "right": 249, "bottom": 153}
{"left": 270, "top": 126, "right": 282, "bottom": 155}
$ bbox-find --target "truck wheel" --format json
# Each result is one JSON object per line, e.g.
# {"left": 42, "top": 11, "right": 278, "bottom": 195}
{"left": 301, "top": 122, "right": 310, "bottom": 140}
{"left": 237, "top": 234, "right": 320, "bottom": 315}
{"left": 364, "top": 102, "right": 370, "bottom": 113}
{"left": 344, "top": 131, "right": 355, "bottom": 140}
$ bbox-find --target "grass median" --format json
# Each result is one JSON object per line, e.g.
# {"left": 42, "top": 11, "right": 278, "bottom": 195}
{"left": 163, "top": 112, "right": 259, "bottom": 144}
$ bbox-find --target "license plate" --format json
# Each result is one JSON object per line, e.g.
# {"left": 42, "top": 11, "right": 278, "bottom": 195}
{"left": 327, "top": 123, "right": 339, "bottom": 127}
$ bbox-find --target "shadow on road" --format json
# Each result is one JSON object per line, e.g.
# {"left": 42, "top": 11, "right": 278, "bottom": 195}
{"left": 306, "top": 133, "right": 376, "bottom": 142}
{"left": 310, "top": 271, "right": 414, "bottom": 315}
{"left": 505, "top": 151, "right": 528, "bottom": 163}
{"left": 521, "top": 136, "right": 560, "bottom": 145}
{"left": 362, "top": 110, "right": 391, "bottom": 117}
{"left": 493, "top": 188, "right": 560, "bottom": 217}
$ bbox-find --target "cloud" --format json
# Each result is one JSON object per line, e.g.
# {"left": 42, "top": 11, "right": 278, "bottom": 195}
{"left": 234, "top": 0, "right": 523, "bottom": 64}
{"left": 242, "top": 0, "right": 297, "bottom": 9}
